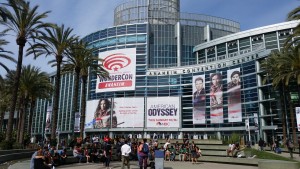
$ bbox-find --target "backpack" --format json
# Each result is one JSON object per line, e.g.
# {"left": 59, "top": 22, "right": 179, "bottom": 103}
{"left": 142, "top": 143, "right": 149, "bottom": 154}
{"left": 288, "top": 141, "right": 294, "bottom": 149}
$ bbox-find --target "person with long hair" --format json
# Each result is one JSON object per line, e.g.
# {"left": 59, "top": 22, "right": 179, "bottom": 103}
{"left": 94, "top": 98, "right": 117, "bottom": 128}
{"left": 210, "top": 73, "right": 223, "bottom": 123}
{"left": 210, "top": 73, "right": 223, "bottom": 107}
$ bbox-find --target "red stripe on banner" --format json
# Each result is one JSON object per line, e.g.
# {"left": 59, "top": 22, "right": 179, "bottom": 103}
{"left": 98, "top": 81, "right": 132, "bottom": 89}
{"left": 211, "top": 112, "right": 223, "bottom": 116}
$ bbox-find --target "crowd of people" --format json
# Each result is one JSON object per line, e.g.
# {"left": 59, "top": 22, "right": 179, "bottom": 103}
{"left": 30, "top": 134, "right": 203, "bottom": 169}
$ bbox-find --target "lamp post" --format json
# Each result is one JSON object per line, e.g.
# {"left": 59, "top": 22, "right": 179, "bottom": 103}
{"left": 56, "top": 128, "right": 60, "bottom": 150}
{"left": 245, "top": 117, "right": 251, "bottom": 143}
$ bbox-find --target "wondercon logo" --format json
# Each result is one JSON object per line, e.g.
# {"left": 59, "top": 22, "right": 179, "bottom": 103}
{"left": 103, "top": 53, "right": 131, "bottom": 72}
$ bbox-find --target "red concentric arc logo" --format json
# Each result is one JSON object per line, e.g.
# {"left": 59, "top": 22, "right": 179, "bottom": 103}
{"left": 103, "top": 53, "right": 131, "bottom": 72}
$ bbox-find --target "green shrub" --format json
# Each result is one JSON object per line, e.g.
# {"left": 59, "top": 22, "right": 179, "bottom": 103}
{"left": 228, "top": 133, "right": 240, "bottom": 144}
{"left": 12, "top": 142, "right": 23, "bottom": 149}
{"left": 0, "top": 140, "right": 13, "bottom": 150}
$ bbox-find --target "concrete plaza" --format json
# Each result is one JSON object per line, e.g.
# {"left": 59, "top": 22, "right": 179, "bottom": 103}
{"left": 7, "top": 151, "right": 300, "bottom": 169}
{"left": 8, "top": 159, "right": 258, "bottom": 169}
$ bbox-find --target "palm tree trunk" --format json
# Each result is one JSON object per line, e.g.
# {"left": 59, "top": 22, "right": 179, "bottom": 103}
{"left": 19, "top": 99, "right": 28, "bottom": 145}
{"left": 281, "top": 84, "right": 287, "bottom": 144}
{"left": 6, "top": 39, "right": 26, "bottom": 141}
{"left": 71, "top": 68, "right": 80, "bottom": 137}
{"left": 0, "top": 109, "right": 5, "bottom": 131}
{"left": 287, "top": 86, "right": 297, "bottom": 144}
{"left": 16, "top": 97, "right": 22, "bottom": 139}
{"left": 51, "top": 58, "right": 62, "bottom": 141}
{"left": 80, "top": 76, "right": 87, "bottom": 139}
{"left": 27, "top": 99, "right": 36, "bottom": 135}
{"left": 16, "top": 97, "right": 23, "bottom": 143}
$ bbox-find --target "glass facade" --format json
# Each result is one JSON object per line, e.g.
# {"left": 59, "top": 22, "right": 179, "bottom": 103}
{"left": 30, "top": 0, "right": 299, "bottom": 143}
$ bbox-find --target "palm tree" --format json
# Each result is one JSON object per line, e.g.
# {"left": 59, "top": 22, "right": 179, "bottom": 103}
{"left": 16, "top": 65, "right": 53, "bottom": 143}
{"left": 62, "top": 40, "right": 108, "bottom": 138}
{"left": 261, "top": 48, "right": 300, "bottom": 145}
{"left": 0, "top": 76, "right": 11, "bottom": 131}
{"left": 0, "top": 0, "right": 52, "bottom": 141}
{"left": 0, "top": 3, "right": 8, "bottom": 21}
{"left": 260, "top": 51, "right": 287, "bottom": 143}
{"left": 27, "top": 24, "right": 77, "bottom": 141}
{"left": 285, "top": 6, "right": 300, "bottom": 48}
{"left": 26, "top": 68, "right": 53, "bottom": 136}
{"left": 0, "top": 35, "right": 15, "bottom": 78}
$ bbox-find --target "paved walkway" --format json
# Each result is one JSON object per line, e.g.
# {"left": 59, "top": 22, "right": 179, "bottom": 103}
{"left": 6, "top": 151, "right": 300, "bottom": 169}
{"left": 8, "top": 160, "right": 258, "bottom": 169}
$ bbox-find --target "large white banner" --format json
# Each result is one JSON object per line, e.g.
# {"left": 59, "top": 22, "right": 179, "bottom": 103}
{"left": 85, "top": 98, "right": 117, "bottom": 129}
{"left": 192, "top": 75, "right": 206, "bottom": 124}
{"left": 113, "top": 98, "right": 144, "bottom": 128}
{"left": 96, "top": 48, "right": 136, "bottom": 92}
{"left": 45, "top": 106, "right": 52, "bottom": 131}
{"left": 296, "top": 107, "right": 300, "bottom": 131}
{"left": 146, "top": 97, "right": 180, "bottom": 128}
{"left": 210, "top": 73, "right": 223, "bottom": 123}
{"left": 85, "top": 100, "right": 98, "bottom": 129}
{"left": 74, "top": 112, "right": 80, "bottom": 132}
{"left": 227, "top": 68, "right": 242, "bottom": 122}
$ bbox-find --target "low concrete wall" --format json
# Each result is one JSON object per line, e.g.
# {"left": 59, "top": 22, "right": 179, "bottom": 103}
{"left": 0, "top": 149, "right": 35, "bottom": 156}
{"left": 258, "top": 160, "right": 298, "bottom": 169}
{"left": 157, "top": 139, "right": 223, "bottom": 145}
{"left": 0, "top": 150, "right": 35, "bottom": 164}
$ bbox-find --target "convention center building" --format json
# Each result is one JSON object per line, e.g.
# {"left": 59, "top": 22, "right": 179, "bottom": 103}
{"left": 30, "top": 0, "right": 299, "bottom": 143}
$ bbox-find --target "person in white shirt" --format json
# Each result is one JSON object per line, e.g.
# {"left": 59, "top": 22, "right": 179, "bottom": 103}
{"left": 121, "top": 140, "right": 131, "bottom": 169}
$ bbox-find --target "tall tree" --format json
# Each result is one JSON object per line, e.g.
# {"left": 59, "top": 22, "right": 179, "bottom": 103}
{"left": 261, "top": 51, "right": 287, "bottom": 143}
{"left": 1, "top": 0, "right": 52, "bottom": 141}
{"left": 261, "top": 48, "right": 300, "bottom": 145}
{"left": 26, "top": 68, "right": 52, "bottom": 136}
{"left": 0, "top": 76, "right": 11, "bottom": 131}
{"left": 27, "top": 24, "right": 77, "bottom": 141}
{"left": 0, "top": 35, "right": 15, "bottom": 78}
{"left": 285, "top": 6, "right": 300, "bottom": 48}
{"left": 17, "top": 65, "right": 52, "bottom": 143}
{"left": 63, "top": 40, "right": 108, "bottom": 138}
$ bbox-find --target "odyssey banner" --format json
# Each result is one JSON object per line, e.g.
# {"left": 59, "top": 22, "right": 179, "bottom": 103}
{"left": 146, "top": 97, "right": 180, "bottom": 128}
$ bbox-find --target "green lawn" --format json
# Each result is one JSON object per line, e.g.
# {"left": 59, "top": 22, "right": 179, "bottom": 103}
{"left": 244, "top": 148, "right": 299, "bottom": 164}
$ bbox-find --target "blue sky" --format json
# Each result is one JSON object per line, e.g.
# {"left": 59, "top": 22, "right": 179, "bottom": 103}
{"left": 0, "top": 0, "right": 299, "bottom": 76}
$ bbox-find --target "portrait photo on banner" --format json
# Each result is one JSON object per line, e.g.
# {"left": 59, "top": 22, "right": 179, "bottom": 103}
{"left": 192, "top": 74, "right": 206, "bottom": 124}
{"left": 93, "top": 98, "right": 117, "bottom": 129}
{"left": 227, "top": 68, "right": 242, "bottom": 122}
{"left": 210, "top": 72, "right": 223, "bottom": 123}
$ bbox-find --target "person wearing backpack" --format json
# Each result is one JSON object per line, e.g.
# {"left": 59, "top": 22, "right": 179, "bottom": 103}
{"left": 286, "top": 138, "right": 294, "bottom": 158}
{"left": 138, "top": 139, "right": 149, "bottom": 169}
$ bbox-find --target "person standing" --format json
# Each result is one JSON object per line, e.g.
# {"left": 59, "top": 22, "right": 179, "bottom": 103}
{"left": 121, "top": 140, "right": 131, "bottom": 169}
{"left": 258, "top": 138, "right": 265, "bottom": 151}
{"left": 104, "top": 141, "right": 112, "bottom": 169}
{"left": 286, "top": 138, "right": 294, "bottom": 158}
{"left": 138, "top": 139, "right": 149, "bottom": 169}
